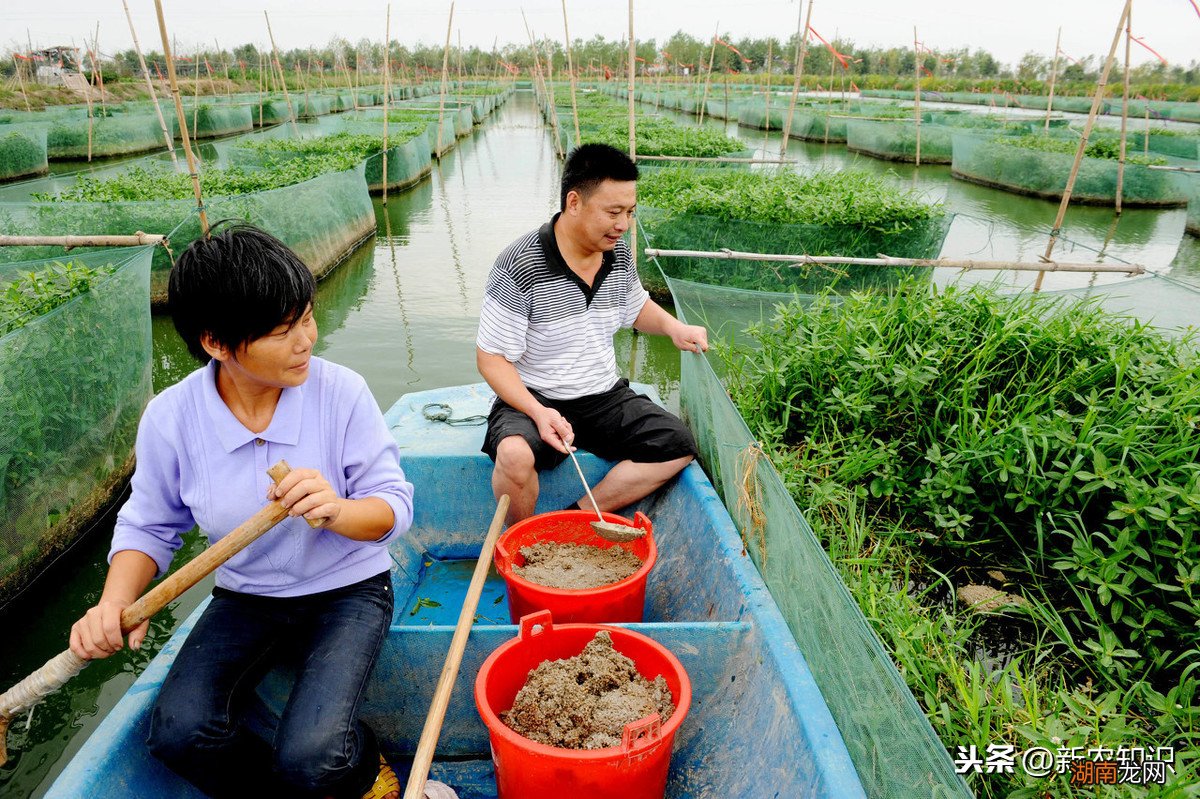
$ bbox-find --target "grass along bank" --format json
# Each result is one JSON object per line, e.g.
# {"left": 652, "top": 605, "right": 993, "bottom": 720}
{"left": 723, "top": 284, "right": 1198, "bottom": 797}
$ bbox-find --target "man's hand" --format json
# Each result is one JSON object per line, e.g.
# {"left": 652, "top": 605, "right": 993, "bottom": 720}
{"left": 70, "top": 598, "right": 149, "bottom": 660}
{"left": 268, "top": 467, "right": 341, "bottom": 526}
{"left": 533, "top": 406, "right": 574, "bottom": 454}
{"left": 669, "top": 322, "right": 709, "bottom": 354}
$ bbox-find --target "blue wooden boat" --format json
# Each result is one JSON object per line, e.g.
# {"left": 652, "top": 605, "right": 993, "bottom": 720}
{"left": 47, "top": 383, "right": 866, "bottom": 798}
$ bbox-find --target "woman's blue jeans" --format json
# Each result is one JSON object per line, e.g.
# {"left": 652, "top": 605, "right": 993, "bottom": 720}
{"left": 147, "top": 571, "right": 393, "bottom": 798}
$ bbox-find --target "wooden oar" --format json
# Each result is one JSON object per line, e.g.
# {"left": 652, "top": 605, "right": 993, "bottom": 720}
{"left": 401, "top": 494, "right": 510, "bottom": 799}
{"left": 0, "top": 460, "right": 299, "bottom": 766}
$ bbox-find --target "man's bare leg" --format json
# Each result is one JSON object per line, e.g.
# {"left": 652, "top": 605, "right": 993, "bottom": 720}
{"left": 568, "top": 456, "right": 692, "bottom": 514}
{"left": 492, "top": 435, "right": 540, "bottom": 525}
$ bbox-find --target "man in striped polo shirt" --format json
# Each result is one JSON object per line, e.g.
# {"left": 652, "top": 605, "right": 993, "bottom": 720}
{"left": 477, "top": 143, "right": 709, "bottom": 524}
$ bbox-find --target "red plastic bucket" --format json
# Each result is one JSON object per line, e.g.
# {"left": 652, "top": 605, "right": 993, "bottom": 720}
{"left": 474, "top": 610, "right": 692, "bottom": 799}
{"left": 494, "top": 510, "right": 656, "bottom": 623}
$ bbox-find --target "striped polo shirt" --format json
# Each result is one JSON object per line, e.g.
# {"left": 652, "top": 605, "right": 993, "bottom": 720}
{"left": 477, "top": 213, "right": 649, "bottom": 400}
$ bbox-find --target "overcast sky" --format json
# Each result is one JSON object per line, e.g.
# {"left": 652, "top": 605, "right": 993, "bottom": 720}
{"left": 5, "top": 1, "right": 1198, "bottom": 68}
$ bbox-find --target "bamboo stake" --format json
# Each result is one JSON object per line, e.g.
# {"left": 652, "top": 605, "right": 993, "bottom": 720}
{"left": 215, "top": 40, "right": 231, "bottom": 97}
{"left": 698, "top": 23, "right": 719, "bottom": 124}
{"left": 400, "top": 496, "right": 510, "bottom": 799}
{"left": 382, "top": 4, "right": 391, "bottom": 205}
{"left": 436, "top": 3, "right": 455, "bottom": 159}
{"left": 92, "top": 24, "right": 106, "bottom": 112}
{"left": 456, "top": 30, "right": 464, "bottom": 94}
{"left": 78, "top": 43, "right": 95, "bottom": 162}
{"left": 763, "top": 38, "right": 773, "bottom": 151}
{"left": 913, "top": 27, "right": 921, "bottom": 166}
{"left": 0, "top": 233, "right": 166, "bottom": 248}
{"left": 1143, "top": 106, "right": 1150, "bottom": 156}
{"left": 824, "top": 47, "right": 835, "bottom": 143}
{"left": 1044, "top": 27, "right": 1061, "bottom": 131}
{"left": 153, "top": 0, "right": 208, "bottom": 236}
{"left": 12, "top": 55, "right": 32, "bottom": 113}
{"left": 628, "top": 0, "right": 637, "bottom": 269}
{"left": 643, "top": 248, "right": 1146, "bottom": 275}
{"left": 342, "top": 55, "right": 359, "bottom": 109}
{"left": 1034, "top": 0, "right": 1131, "bottom": 291}
{"left": 1115, "top": 4, "right": 1132, "bottom": 216}
{"left": 264, "top": 11, "right": 299, "bottom": 135}
{"left": 781, "top": 0, "right": 812, "bottom": 154}
{"left": 122, "top": 0, "right": 176, "bottom": 165}
{"left": 561, "top": 0, "right": 581, "bottom": 145}
{"left": 192, "top": 48, "right": 200, "bottom": 145}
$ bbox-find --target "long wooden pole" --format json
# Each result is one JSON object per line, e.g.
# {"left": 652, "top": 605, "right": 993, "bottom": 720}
{"left": 698, "top": 23, "right": 719, "bottom": 124}
{"left": 1044, "top": 27, "right": 1062, "bottom": 131}
{"left": 781, "top": 0, "right": 812, "bottom": 154}
{"left": 12, "top": 55, "right": 31, "bottom": 112}
{"left": 0, "top": 461, "right": 299, "bottom": 767}
{"left": 561, "top": 0, "right": 581, "bottom": 145}
{"left": 382, "top": 4, "right": 391, "bottom": 205}
{"left": 79, "top": 42, "right": 95, "bottom": 162}
{"left": 1115, "top": 4, "right": 1132, "bottom": 215}
{"left": 0, "top": 233, "right": 166, "bottom": 247}
{"left": 628, "top": 0, "right": 637, "bottom": 268}
{"left": 435, "top": 3, "right": 455, "bottom": 158}
{"left": 92, "top": 23, "right": 106, "bottom": 111}
{"left": 643, "top": 248, "right": 1146, "bottom": 275}
{"left": 1034, "top": 0, "right": 1131, "bottom": 291}
{"left": 153, "top": 0, "right": 209, "bottom": 236}
{"left": 913, "top": 27, "right": 922, "bottom": 166}
{"left": 264, "top": 11, "right": 299, "bottom": 135}
{"left": 122, "top": 0, "right": 176, "bottom": 165}
{"left": 400, "top": 496, "right": 510, "bottom": 799}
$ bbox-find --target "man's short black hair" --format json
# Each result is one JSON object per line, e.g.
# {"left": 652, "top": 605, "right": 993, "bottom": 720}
{"left": 560, "top": 143, "right": 639, "bottom": 211}
{"left": 168, "top": 222, "right": 315, "bottom": 363}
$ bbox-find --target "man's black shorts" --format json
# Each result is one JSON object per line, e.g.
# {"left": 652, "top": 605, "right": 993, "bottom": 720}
{"left": 481, "top": 379, "right": 698, "bottom": 472}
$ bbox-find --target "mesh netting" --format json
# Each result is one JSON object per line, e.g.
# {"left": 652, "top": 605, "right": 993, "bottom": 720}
{"left": 951, "top": 133, "right": 1191, "bottom": 207}
{"left": 1032, "top": 271, "right": 1200, "bottom": 334}
{"left": 0, "top": 246, "right": 152, "bottom": 605}
{"left": 167, "top": 104, "right": 255, "bottom": 139}
{"left": 254, "top": 98, "right": 296, "bottom": 126}
{"left": 846, "top": 120, "right": 954, "bottom": 164}
{"left": 0, "top": 165, "right": 375, "bottom": 305}
{"left": 636, "top": 206, "right": 953, "bottom": 296}
{"left": 1179, "top": 171, "right": 1200, "bottom": 236}
{"left": 296, "top": 95, "right": 334, "bottom": 119}
{"left": 0, "top": 125, "right": 49, "bottom": 181}
{"left": 46, "top": 113, "right": 165, "bottom": 159}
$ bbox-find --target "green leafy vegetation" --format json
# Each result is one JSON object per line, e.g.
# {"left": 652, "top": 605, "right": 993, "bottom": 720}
{"left": 0, "top": 260, "right": 116, "bottom": 336}
{"left": 1005, "top": 134, "right": 1169, "bottom": 166}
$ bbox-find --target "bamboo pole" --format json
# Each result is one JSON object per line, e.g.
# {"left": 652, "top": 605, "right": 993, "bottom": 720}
{"left": 1044, "top": 27, "right": 1061, "bottom": 131}
{"left": 92, "top": 24, "right": 106, "bottom": 112}
{"left": 456, "top": 30, "right": 464, "bottom": 94}
{"left": 122, "top": 0, "right": 176, "bottom": 165}
{"left": 1115, "top": 4, "right": 1132, "bottom": 215}
{"left": 12, "top": 54, "right": 33, "bottom": 113}
{"left": 628, "top": 0, "right": 637, "bottom": 269}
{"left": 913, "top": 27, "right": 921, "bottom": 166}
{"left": 192, "top": 48, "right": 201, "bottom": 145}
{"left": 1143, "top": 106, "right": 1150, "bottom": 156}
{"left": 382, "top": 4, "right": 391, "bottom": 205}
{"left": 435, "top": 3, "right": 455, "bottom": 159}
{"left": 1034, "top": 0, "right": 1131, "bottom": 291}
{"left": 264, "top": 11, "right": 299, "bottom": 135}
{"left": 642, "top": 248, "right": 1146, "bottom": 275}
{"left": 78, "top": 43, "right": 95, "bottom": 162}
{"left": 781, "top": 1, "right": 812, "bottom": 153}
{"left": 152, "top": 0, "right": 208, "bottom": 236}
{"left": 561, "top": 0, "right": 581, "bottom": 145}
{"left": 763, "top": 38, "right": 773, "bottom": 150}
{"left": 400, "top": 496, "right": 510, "bottom": 799}
{"left": 258, "top": 51, "right": 265, "bottom": 126}
{"left": 824, "top": 47, "right": 835, "bottom": 143}
{"left": 341, "top": 55, "right": 359, "bottom": 109}
{"left": 0, "top": 233, "right": 166, "bottom": 248}
{"left": 215, "top": 40, "right": 231, "bottom": 97}
{"left": 698, "top": 23, "right": 719, "bottom": 124}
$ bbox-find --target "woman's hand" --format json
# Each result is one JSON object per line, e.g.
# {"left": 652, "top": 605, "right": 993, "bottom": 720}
{"left": 669, "top": 322, "right": 709, "bottom": 354}
{"left": 69, "top": 598, "right": 149, "bottom": 660}
{"left": 268, "top": 467, "right": 342, "bottom": 527}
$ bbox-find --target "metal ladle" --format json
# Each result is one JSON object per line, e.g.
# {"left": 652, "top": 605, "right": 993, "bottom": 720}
{"left": 563, "top": 442, "right": 646, "bottom": 543}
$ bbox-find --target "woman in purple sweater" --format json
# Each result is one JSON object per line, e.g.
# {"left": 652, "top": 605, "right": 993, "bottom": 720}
{"left": 68, "top": 226, "right": 418, "bottom": 799}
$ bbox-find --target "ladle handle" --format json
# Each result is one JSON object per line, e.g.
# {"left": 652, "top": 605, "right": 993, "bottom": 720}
{"left": 566, "top": 445, "right": 605, "bottom": 523}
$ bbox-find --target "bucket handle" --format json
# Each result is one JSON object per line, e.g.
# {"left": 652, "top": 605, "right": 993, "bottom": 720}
{"left": 633, "top": 511, "right": 653, "bottom": 540}
{"left": 518, "top": 610, "right": 553, "bottom": 640}
{"left": 620, "top": 713, "right": 662, "bottom": 756}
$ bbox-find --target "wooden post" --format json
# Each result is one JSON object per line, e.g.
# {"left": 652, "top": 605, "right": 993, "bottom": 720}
{"left": 122, "top": 0, "right": 176, "bottom": 165}
{"left": 436, "top": 3, "right": 455, "bottom": 159}
{"left": 1115, "top": 4, "right": 1132, "bottom": 215}
{"left": 264, "top": 12, "right": 299, "bottom": 135}
{"left": 781, "top": 0, "right": 812, "bottom": 154}
{"left": 698, "top": 23, "right": 719, "bottom": 124}
{"left": 1035, "top": 0, "right": 1131, "bottom": 291}
{"left": 152, "top": 0, "right": 209, "bottom": 236}
{"left": 561, "top": 0, "right": 582, "bottom": 146}
{"left": 12, "top": 55, "right": 32, "bottom": 113}
{"left": 913, "top": 27, "right": 921, "bottom": 166}
{"left": 1044, "top": 27, "right": 1061, "bottom": 131}
{"left": 382, "top": 4, "right": 391, "bottom": 204}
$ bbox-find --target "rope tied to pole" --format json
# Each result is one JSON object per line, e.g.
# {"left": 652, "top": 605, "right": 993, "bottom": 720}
{"left": 420, "top": 403, "right": 487, "bottom": 427}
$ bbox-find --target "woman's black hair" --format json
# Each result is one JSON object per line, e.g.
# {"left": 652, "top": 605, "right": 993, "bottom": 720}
{"left": 168, "top": 221, "right": 315, "bottom": 363}
{"left": 560, "top": 143, "right": 639, "bottom": 211}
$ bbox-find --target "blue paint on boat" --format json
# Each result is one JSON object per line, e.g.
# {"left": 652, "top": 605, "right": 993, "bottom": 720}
{"left": 47, "top": 383, "right": 867, "bottom": 798}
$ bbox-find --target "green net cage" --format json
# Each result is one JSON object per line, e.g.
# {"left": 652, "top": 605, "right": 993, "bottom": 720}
{"left": 254, "top": 98, "right": 296, "bottom": 126}
{"left": 0, "top": 164, "right": 375, "bottom": 305}
{"left": 46, "top": 113, "right": 165, "bottom": 159}
{"left": 0, "top": 246, "right": 152, "bottom": 606}
{"left": 951, "top": 133, "right": 1190, "bottom": 207}
{"left": 166, "top": 104, "right": 255, "bottom": 139}
{"left": 846, "top": 120, "right": 954, "bottom": 164}
{"left": 0, "top": 125, "right": 49, "bottom": 182}
{"left": 296, "top": 95, "right": 334, "bottom": 119}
